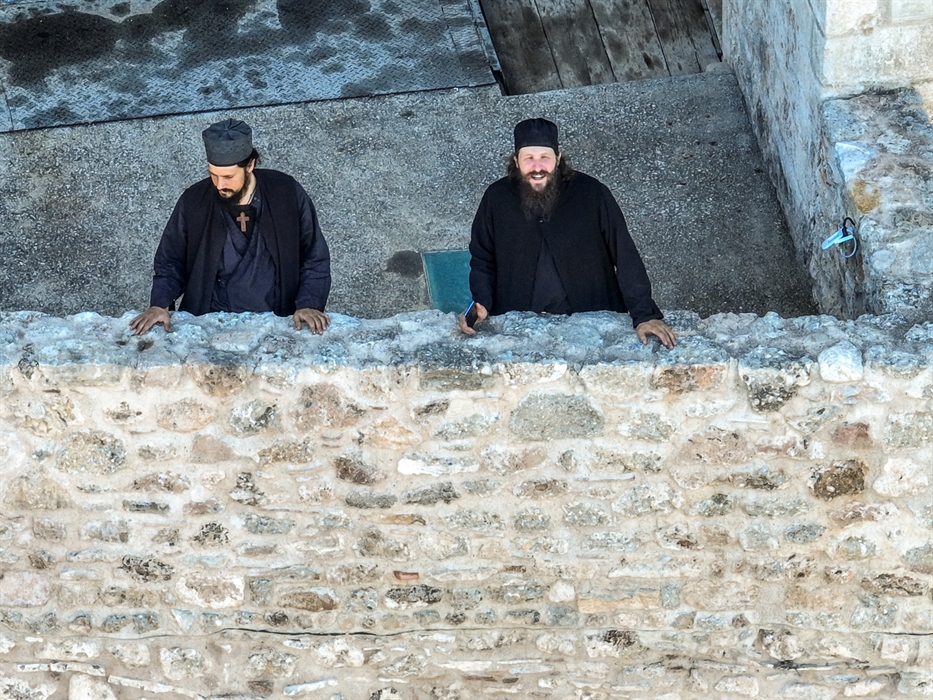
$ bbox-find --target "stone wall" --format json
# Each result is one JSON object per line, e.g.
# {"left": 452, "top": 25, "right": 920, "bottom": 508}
{"left": 722, "top": 0, "right": 933, "bottom": 322}
{"left": 0, "top": 309, "right": 931, "bottom": 699}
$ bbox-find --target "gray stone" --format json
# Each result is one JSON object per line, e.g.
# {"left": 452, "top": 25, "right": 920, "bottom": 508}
{"left": 243, "top": 648, "right": 298, "bottom": 679}
{"left": 294, "top": 384, "right": 365, "bottom": 429}
{"left": 335, "top": 455, "right": 385, "bottom": 484}
{"left": 510, "top": 394, "right": 604, "bottom": 440}
{"left": 443, "top": 510, "right": 503, "bottom": 531}
{"left": 784, "top": 523, "right": 827, "bottom": 543}
{"left": 883, "top": 411, "right": 933, "bottom": 449}
{"left": 229, "top": 400, "right": 279, "bottom": 435}
{"left": 903, "top": 543, "right": 933, "bottom": 574}
{"left": 402, "top": 481, "right": 460, "bottom": 505}
{"left": 243, "top": 513, "right": 295, "bottom": 535}
{"left": 56, "top": 430, "right": 126, "bottom": 474}
{"left": 120, "top": 555, "right": 174, "bottom": 582}
{"left": 346, "top": 490, "right": 398, "bottom": 509}
{"left": 280, "top": 588, "right": 339, "bottom": 612}
{"left": 511, "top": 505, "right": 551, "bottom": 532}
{"left": 156, "top": 399, "right": 216, "bottom": 433}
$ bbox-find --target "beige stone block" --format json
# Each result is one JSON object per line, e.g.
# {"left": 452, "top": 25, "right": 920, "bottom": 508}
{"left": 916, "top": 80, "right": 933, "bottom": 122}
{"left": 175, "top": 573, "right": 245, "bottom": 609}
{"left": 823, "top": 0, "right": 881, "bottom": 37}
{"left": 891, "top": 0, "right": 933, "bottom": 22}
{"left": 823, "top": 26, "right": 933, "bottom": 91}
{"left": 578, "top": 589, "right": 661, "bottom": 612}
{"left": 0, "top": 572, "right": 51, "bottom": 606}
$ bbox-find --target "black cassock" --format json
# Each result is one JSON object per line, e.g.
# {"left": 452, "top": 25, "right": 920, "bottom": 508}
{"left": 469, "top": 171, "right": 663, "bottom": 327}
{"left": 150, "top": 169, "right": 330, "bottom": 316}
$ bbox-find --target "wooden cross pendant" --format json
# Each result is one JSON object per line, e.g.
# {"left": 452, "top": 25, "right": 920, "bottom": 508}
{"left": 236, "top": 211, "right": 249, "bottom": 233}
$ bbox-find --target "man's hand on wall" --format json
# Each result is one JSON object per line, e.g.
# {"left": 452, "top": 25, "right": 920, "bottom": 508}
{"left": 636, "top": 319, "right": 677, "bottom": 349}
{"left": 294, "top": 308, "right": 330, "bottom": 334}
{"left": 129, "top": 306, "right": 172, "bottom": 335}
{"left": 458, "top": 302, "right": 488, "bottom": 336}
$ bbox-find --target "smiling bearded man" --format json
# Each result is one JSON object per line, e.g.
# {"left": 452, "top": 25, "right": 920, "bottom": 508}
{"left": 460, "top": 117, "right": 676, "bottom": 349}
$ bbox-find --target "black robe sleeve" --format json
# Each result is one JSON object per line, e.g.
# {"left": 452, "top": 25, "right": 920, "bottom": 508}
{"left": 597, "top": 184, "right": 663, "bottom": 328}
{"left": 292, "top": 180, "right": 331, "bottom": 311}
{"left": 149, "top": 196, "right": 189, "bottom": 309}
{"left": 468, "top": 189, "right": 496, "bottom": 312}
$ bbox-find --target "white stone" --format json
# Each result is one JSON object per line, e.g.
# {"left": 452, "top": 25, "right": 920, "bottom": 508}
{"left": 548, "top": 581, "right": 576, "bottom": 602}
{"left": 779, "top": 682, "right": 837, "bottom": 699}
{"left": 873, "top": 456, "right": 930, "bottom": 497}
{"left": 891, "top": 0, "right": 933, "bottom": 21}
{"left": 0, "top": 634, "right": 15, "bottom": 653}
{"left": 69, "top": 675, "right": 117, "bottom": 700}
{"left": 175, "top": 573, "right": 245, "bottom": 609}
{"left": 823, "top": 0, "right": 880, "bottom": 37}
{"left": 36, "top": 640, "right": 101, "bottom": 661}
{"left": 105, "top": 642, "right": 151, "bottom": 668}
{"left": 284, "top": 678, "right": 338, "bottom": 696}
{"left": 843, "top": 678, "right": 889, "bottom": 696}
{"left": 714, "top": 675, "right": 760, "bottom": 696}
{"left": 818, "top": 341, "right": 864, "bottom": 382}
{"left": 880, "top": 635, "right": 913, "bottom": 662}
{"left": 397, "top": 456, "right": 478, "bottom": 476}
{"left": 0, "top": 572, "right": 51, "bottom": 607}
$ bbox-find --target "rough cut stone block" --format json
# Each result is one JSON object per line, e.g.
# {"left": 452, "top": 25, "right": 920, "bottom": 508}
{"left": 175, "top": 573, "right": 245, "bottom": 609}
{"left": 229, "top": 400, "right": 279, "bottom": 435}
{"left": 55, "top": 430, "right": 126, "bottom": 474}
{"left": 189, "top": 364, "right": 247, "bottom": 397}
{"left": 5, "top": 474, "right": 72, "bottom": 510}
{"left": 279, "top": 588, "right": 339, "bottom": 612}
{"left": 812, "top": 459, "right": 868, "bottom": 500}
{"left": 156, "top": 399, "right": 216, "bottom": 432}
{"left": 510, "top": 394, "right": 604, "bottom": 440}
{"left": 883, "top": 411, "right": 933, "bottom": 449}
{"left": 818, "top": 341, "right": 864, "bottom": 382}
{"left": 293, "top": 384, "right": 364, "bottom": 429}
{"left": 0, "top": 572, "right": 50, "bottom": 607}
{"left": 160, "top": 647, "right": 207, "bottom": 681}
{"left": 334, "top": 454, "right": 384, "bottom": 484}
{"left": 873, "top": 456, "right": 930, "bottom": 496}
{"left": 481, "top": 446, "right": 548, "bottom": 475}
{"left": 398, "top": 454, "right": 479, "bottom": 476}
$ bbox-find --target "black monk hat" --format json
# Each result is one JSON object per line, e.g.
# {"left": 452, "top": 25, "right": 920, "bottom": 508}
{"left": 202, "top": 119, "right": 253, "bottom": 166}
{"left": 513, "top": 118, "right": 559, "bottom": 153}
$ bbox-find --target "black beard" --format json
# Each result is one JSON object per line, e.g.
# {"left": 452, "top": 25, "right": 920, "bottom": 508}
{"left": 519, "top": 170, "right": 560, "bottom": 219}
{"left": 215, "top": 171, "right": 252, "bottom": 209}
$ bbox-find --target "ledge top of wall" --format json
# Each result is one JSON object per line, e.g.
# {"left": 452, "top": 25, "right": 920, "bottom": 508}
{"left": 0, "top": 309, "right": 930, "bottom": 374}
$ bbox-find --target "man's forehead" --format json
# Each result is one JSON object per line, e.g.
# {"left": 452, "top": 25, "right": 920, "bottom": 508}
{"left": 516, "top": 146, "right": 558, "bottom": 159}
{"left": 208, "top": 163, "right": 245, "bottom": 176}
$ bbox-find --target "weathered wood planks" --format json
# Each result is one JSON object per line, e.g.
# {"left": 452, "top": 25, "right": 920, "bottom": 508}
{"left": 535, "top": 0, "right": 616, "bottom": 88}
{"left": 590, "top": 0, "right": 669, "bottom": 81}
{"left": 479, "top": 0, "right": 562, "bottom": 94}
{"left": 479, "top": 0, "right": 719, "bottom": 93}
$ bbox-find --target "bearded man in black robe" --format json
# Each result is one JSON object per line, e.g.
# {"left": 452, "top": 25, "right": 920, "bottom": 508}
{"left": 460, "top": 118, "right": 676, "bottom": 349}
{"left": 130, "top": 119, "right": 331, "bottom": 335}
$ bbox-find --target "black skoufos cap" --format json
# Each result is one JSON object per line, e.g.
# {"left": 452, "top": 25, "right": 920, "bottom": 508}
{"left": 513, "top": 118, "right": 559, "bottom": 153}
{"left": 202, "top": 119, "right": 253, "bottom": 166}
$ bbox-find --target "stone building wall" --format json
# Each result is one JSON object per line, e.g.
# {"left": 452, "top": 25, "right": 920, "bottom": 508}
{"left": 722, "top": 0, "right": 933, "bottom": 322}
{"left": 0, "top": 309, "right": 930, "bottom": 699}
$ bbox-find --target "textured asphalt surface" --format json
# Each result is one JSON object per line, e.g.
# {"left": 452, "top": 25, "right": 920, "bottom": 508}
{"left": 0, "top": 1, "right": 817, "bottom": 321}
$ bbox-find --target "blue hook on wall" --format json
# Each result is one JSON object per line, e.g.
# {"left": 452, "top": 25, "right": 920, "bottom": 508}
{"left": 821, "top": 216, "right": 858, "bottom": 258}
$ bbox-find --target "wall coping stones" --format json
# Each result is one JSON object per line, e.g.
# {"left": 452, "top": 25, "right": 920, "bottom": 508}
{"left": 1, "top": 309, "right": 931, "bottom": 374}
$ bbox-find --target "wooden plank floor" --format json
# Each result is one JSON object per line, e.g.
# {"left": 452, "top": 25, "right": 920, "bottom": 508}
{"left": 481, "top": 0, "right": 720, "bottom": 94}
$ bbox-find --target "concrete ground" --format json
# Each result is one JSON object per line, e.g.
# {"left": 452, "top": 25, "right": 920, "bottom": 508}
{"left": 0, "top": 3, "right": 817, "bottom": 321}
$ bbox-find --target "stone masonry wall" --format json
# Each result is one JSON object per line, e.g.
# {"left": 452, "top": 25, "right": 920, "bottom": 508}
{"left": 0, "top": 309, "right": 931, "bottom": 699}
{"left": 723, "top": 0, "right": 933, "bottom": 323}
